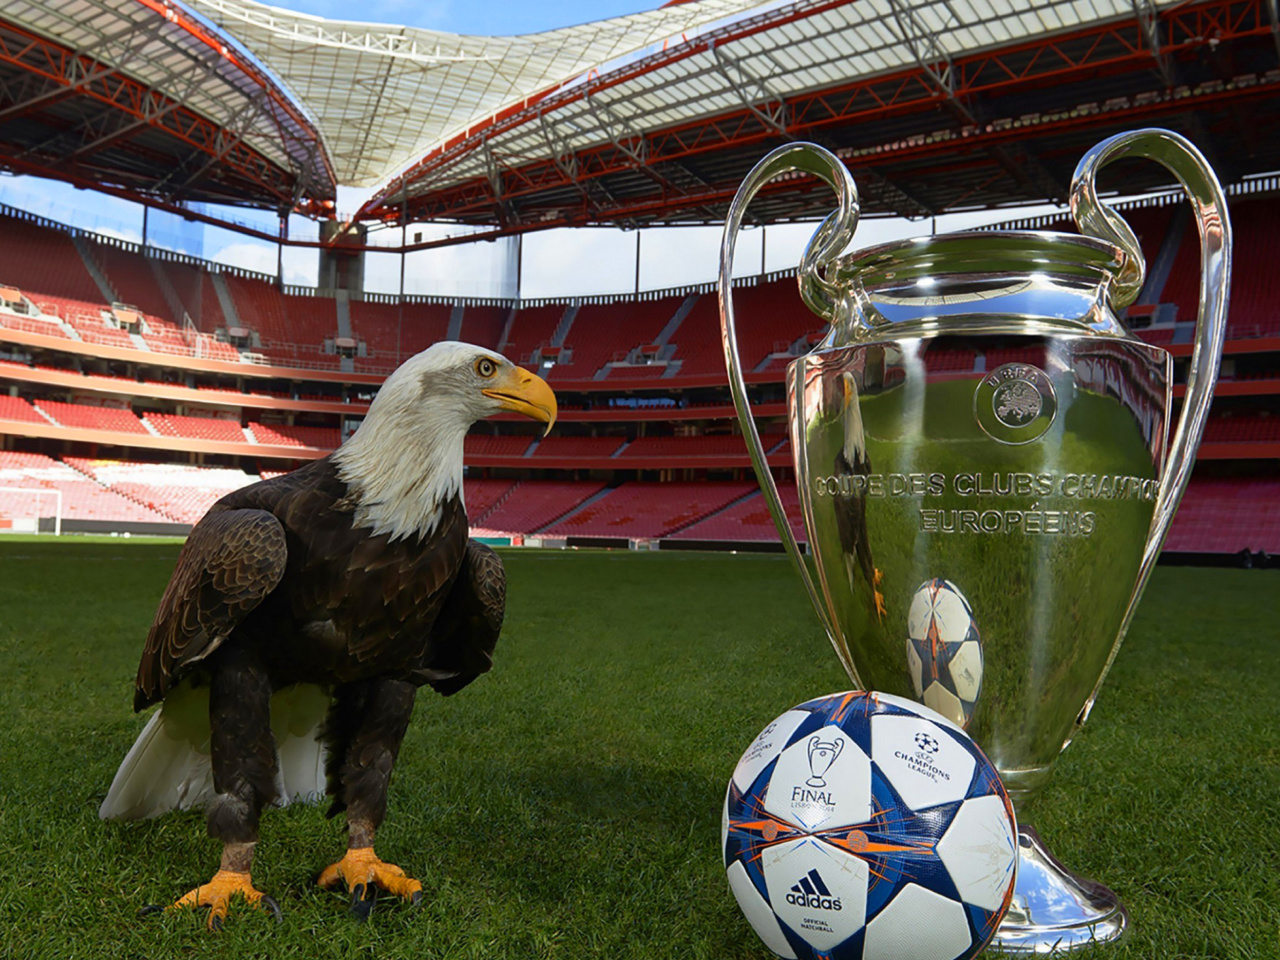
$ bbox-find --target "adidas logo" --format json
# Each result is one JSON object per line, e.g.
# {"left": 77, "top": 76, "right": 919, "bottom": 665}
{"left": 784, "top": 868, "right": 843, "bottom": 911}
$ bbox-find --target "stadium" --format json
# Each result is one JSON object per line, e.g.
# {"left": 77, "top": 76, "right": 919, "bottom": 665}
{"left": 0, "top": 0, "right": 1276, "bottom": 957}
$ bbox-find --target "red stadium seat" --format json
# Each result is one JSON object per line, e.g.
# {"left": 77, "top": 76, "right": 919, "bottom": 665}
{"left": 671, "top": 487, "right": 807, "bottom": 543}
{"left": 248, "top": 421, "right": 340, "bottom": 449}
{"left": 465, "top": 434, "right": 535, "bottom": 458}
{"left": 551, "top": 297, "right": 682, "bottom": 381}
{"left": 531, "top": 436, "right": 625, "bottom": 459}
{"left": 1165, "top": 477, "right": 1280, "bottom": 554}
{"left": 503, "top": 305, "right": 564, "bottom": 369}
{"left": 543, "top": 481, "right": 751, "bottom": 538}
{"left": 0, "top": 214, "right": 104, "bottom": 303}
{"left": 34, "top": 399, "right": 148, "bottom": 434}
{"left": 477, "top": 481, "right": 607, "bottom": 534}
{"left": 147, "top": 413, "right": 247, "bottom": 443}
{"left": 668, "top": 278, "right": 819, "bottom": 380}
{"left": 0, "top": 395, "right": 48, "bottom": 423}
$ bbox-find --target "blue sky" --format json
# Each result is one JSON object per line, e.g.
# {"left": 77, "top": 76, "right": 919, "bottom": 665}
{"left": 270, "top": 0, "right": 661, "bottom": 35}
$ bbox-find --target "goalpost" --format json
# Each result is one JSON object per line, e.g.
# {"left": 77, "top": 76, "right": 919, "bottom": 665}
{"left": 0, "top": 487, "right": 62, "bottom": 536}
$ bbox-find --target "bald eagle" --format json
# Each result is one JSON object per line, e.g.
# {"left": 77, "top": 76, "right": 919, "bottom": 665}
{"left": 100, "top": 342, "right": 556, "bottom": 928}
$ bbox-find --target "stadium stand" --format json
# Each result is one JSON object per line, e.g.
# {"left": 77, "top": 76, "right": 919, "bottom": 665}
{"left": 223, "top": 274, "right": 289, "bottom": 341}
{"left": 88, "top": 241, "right": 172, "bottom": 321}
{"left": 138, "top": 314, "right": 190, "bottom": 354}
{"left": 1165, "top": 477, "right": 1280, "bottom": 554}
{"left": 1203, "top": 413, "right": 1280, "bottom": 443}
{"left": 0, "top": 214, "right": 103, "bottom": 304}
{"left": 0, "top": 451, "right": 170, "bottom": 525}
{"left": 708, "top": 277, "right": 824, "bottom": 374}
{"left": 618, "top": 434, "right": 763, "bottom": 460}
{"left": 478, "top": 480, "right": 608, "bottom": 535}
{"left": 155, "top": 258, "right": 228, "bottom": 332}
{"left": 461, "top": 478, "right": 517, "bottom": 519}
{"left": 606, "top": 364, "right": 669, "bottom": 380}
{"left": 1213, "top": 201, "right": 1280, "bottom": 339}
{"left": 503, "top": 305, "right": 564, "bottom": 368}
{"left": 285, "top": 293, "right": 338, "bottom": 348}
{"left": 0, "top": 395, "right": 50, "bottom": 424}
{"left": 552, "top": 297, "right": 680, "bottom": 381}
{"left": 0, "top": 310, "right": 70, "bottom": 339}
{"left": 1135, "top": 327, "right": 1176, "bottom": 345}
{"left": 465, "top": 434, "right": 535, "bottom": 458}
{"left": 923, "top": 349, "right": 979, "bottom": 373}
{"left": 458, "top": 305, "right": 506, "bottom": 351}
{"left": 0, "top": 189, "right": 1275, "bottom": 555}
{"left": 347, "top": 299, "right": 401, "bottom": 362}
{"left": 349, "top": 299, "right": 452, "bottom": 370}
{"left": 248, "top": 421, "right": 341, "bottom": 448}
{"left": 65, "top": 458, "right": 255, "bottom": 524}
{"left": 531, "top": 436, "right": 626, "bottom": 459}
{"left": 667, "top": 280, "right": 831, "bottom": 380}
{"left": 671, "top": 486, "right": 807, "bottom": 543}
{"left": 34, "top": 399, "right": 148, "bottom": 434}
{"left": 146, "top": 413, "right": 246, "bottom": 443}
{"left": 984, "top": 346, "right": 1044, "bottom": 369}
{"left": 543, "top": 481, "right": 751, "bottom": 538}
{"left": 399, "top": 302, "right": 454, "bottom": 356}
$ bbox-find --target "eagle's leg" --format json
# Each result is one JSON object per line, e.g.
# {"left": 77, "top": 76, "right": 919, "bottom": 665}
{"left": 166, "top": 648, "right": 282, "bottom": 929}
{"left": 319, "top": 678, "right": 423, "bottom": 919}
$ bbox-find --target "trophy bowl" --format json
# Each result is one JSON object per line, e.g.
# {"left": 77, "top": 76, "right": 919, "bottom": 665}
{"left": 720, "top": 129, "right": 1231, "bottom": 953}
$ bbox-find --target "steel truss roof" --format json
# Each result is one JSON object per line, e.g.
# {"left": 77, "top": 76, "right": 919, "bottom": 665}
{"left": 0, "top": 0, "right": 333, "bottom": 209}
{"left": 183, "top": 0, "right": 770, "bottom": 189}
{"left": 360, "top": 0, "right": 1280, "bottom": 231}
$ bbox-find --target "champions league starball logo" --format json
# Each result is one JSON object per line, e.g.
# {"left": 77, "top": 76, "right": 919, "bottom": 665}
{"left": 914, "top": 732, "right": 940, "bottom": 754}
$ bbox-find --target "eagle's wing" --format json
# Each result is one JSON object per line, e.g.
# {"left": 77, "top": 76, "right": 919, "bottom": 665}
{"left": 134, "top": 508, "right": 287, "bottom": 711}
{"left": 408, "top": 539, "right": 505, "bottom": 695}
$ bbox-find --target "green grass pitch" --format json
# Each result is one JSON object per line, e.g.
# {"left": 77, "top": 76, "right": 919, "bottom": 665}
{"left": 0, "top": 540, "right": 1276, "bottom": 959}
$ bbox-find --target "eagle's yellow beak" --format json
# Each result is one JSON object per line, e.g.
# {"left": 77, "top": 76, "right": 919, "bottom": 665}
{"left": 483, "top": 368, "right": 558, "bottom": 436}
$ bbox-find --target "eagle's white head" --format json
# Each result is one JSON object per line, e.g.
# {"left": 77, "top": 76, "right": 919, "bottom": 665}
{"left": 334, "top": 341, "right": 557, "bottom": 540}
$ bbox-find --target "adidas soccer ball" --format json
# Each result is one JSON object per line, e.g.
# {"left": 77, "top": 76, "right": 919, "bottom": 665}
{"left": 723, "top": 691, "right": 1016, "bottom": 960}
{"left": 906, "top": 579, "right": 984, "bottom": 728}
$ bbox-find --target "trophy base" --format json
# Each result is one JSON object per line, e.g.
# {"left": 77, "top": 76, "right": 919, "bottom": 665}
{"left": 991, "top": 825, "right": 1128, "bottom": 954}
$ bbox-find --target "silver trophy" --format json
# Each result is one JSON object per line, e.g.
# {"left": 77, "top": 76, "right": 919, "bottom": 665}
{"left": 720, "top": 129, "right": 1230, "bottom": 952}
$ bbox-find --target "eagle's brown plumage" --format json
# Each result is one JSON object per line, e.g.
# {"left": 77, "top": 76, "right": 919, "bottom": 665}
{"left": 134, "top": 456, "right": 495, "bottom": 712}
{"left": 103, "top": 342, "right": 555, "bottom": 928}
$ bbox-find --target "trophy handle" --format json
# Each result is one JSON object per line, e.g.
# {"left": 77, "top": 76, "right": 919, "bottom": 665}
{"left": 1070, "top": 128, "right": 1232, "bottom": 724}
{"left": 719, "top": 143, "right": 860, "bottom": 665}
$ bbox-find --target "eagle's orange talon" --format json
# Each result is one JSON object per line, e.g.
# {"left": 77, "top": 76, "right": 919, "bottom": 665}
{"left": 164, "top": 869, "right": 279, "bottom": 929}
{"left": 870, "top": 567, "right": 887, "bottom": 620}
{"left": 319, "top": 847, "right": 423, "bottom": 905}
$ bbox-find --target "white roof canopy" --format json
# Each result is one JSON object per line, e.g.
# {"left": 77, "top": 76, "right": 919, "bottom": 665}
{"left": 184, "top": 0, "right": 772, "bottom": 187}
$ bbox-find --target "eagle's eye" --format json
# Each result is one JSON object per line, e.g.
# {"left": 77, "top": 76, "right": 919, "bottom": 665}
{"left": 475, "top": 357, "right": 498, "bottom": 378}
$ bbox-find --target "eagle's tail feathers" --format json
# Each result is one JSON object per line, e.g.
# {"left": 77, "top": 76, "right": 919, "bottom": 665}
{"left": 99, "top": 684, "right": 214, "bottom": 821}
{"left": 99, "top": 683, "right": 329, "bottom": 821}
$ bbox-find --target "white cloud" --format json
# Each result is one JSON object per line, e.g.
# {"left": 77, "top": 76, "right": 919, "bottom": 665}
{"left": 210, "top": 241, "right": 280, "bottom": 277}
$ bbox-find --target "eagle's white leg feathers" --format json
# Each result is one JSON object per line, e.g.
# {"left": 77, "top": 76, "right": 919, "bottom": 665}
{"left": 100, "top": 682, "right": 329, "bottom": 821}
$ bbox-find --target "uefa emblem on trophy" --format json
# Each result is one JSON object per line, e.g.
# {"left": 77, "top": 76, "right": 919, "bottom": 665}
{"left": 720, "top": 129, "right": 1231, "bottom": 952}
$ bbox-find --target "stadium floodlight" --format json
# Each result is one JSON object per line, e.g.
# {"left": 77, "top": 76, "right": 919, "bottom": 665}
{"left": 0, "top": 488, "right": 62, "bottom": 536}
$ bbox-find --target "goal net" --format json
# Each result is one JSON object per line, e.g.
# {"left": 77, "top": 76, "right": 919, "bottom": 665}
{"left": 0, "top": 487, "right": 62, "bottom": 535}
